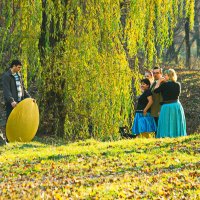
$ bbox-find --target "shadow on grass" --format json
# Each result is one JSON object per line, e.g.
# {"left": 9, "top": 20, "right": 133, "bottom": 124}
{"left": 47, "top": 154, "right": 73, "bottom": 161}
{"left": 34, "top": 126, "right": 136, "bottom": 147}
{"left": 33, "top": 135, "right": 68, "bottom": 146}
{"left": 18, "top": 143, "right": 43, "bottom": 149}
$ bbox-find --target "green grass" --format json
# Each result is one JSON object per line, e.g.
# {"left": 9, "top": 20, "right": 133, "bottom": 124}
{"left": 0, "top": 134, "right": 199, "bottom": 199}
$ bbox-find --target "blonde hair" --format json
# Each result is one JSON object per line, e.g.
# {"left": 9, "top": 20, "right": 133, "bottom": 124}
{"left": 164, "top": 68, "right": 177, "bottom": 82}
{"left": 145, "top": 70, "right": 153, "bottom": 77}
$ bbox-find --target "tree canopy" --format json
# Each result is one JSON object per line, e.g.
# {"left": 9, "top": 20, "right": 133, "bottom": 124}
{"left": 0, "top": 0, "right": 195, "bottom": 140}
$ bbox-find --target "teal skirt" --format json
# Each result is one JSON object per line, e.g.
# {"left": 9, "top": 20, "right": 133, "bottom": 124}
{"left": 132, "top": 112, "right": 157, "bottom": 135}
{"left": 156, "top": 101, "right": 187, "bottom": 138}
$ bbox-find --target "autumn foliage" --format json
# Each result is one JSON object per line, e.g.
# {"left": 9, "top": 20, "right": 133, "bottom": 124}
{"left": 0, "top": 0, "right": 195, "bottom": 139}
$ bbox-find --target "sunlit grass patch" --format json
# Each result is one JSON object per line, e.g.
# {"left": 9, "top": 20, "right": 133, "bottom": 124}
{"left": 0, "top": 134, "right": 199, "bottom": 199}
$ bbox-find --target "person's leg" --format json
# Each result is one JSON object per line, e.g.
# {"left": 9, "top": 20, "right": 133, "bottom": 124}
{"left": 154, "top": 117, "right": 158, "bottom": 127}
{"left": 0, "top": 134, "right": 6, "bottom": 145}
{"left": 154, "top": 117, "right": 158, "bottom": 137}
{"left": 5, "top": 103, "right": 13, "bottom": 142}
{"left": 6, "top": 103, "right": 13, "bottom": 120}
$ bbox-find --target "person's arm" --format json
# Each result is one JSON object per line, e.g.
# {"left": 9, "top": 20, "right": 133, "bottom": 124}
{"left": 143, "top": 95, "right": 153, "bottom": 116}
{"left": 2, "top": 74, "right": 15, "bottom": 103}
{"left": 154, "top": 78, "right": 166, "bottom": 93}
{"left": 154, "top": 77, "right": 165, "bottom": 89}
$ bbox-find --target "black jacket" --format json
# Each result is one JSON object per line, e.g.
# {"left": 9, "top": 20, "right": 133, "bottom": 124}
{"left": 2, "top": 69, "right": 30, "bottom": 104}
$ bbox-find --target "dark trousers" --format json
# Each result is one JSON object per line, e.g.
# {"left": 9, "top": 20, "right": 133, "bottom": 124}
{"left": 6, "top": 103, "right": 14, "bottom": 120}
{"left": 154, "top": 117, "right": 159, "bottom": 137}
{"left": 154, "top": 117, "right": 158, "bottom": 127}
{"left": 5, "top": 103, "right": 14, "bottom": 142}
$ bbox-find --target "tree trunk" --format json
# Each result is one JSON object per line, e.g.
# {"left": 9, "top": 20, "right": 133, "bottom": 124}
{"left": 185, "top": 18, "right": 191, "bottom": 68}
{"left": 166, "top": 42, "right": 178, "bottom": 64}
{"left": 38, "top": 0, "right": 68, "bottom": 137}
{"left": 38, "top": 0, "right": 47, "bottom": 64}
{"left": 195, "top": 0, "right": 200, "bottom": 57}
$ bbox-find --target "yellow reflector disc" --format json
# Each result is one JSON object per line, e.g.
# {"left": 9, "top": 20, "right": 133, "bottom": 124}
{"left": 6, "top": 98, "right": 39, "bottom": 142}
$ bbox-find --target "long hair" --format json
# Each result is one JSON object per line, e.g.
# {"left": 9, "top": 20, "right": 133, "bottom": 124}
{"left": 164, "top": 69, "right": 177, "bottom": 82}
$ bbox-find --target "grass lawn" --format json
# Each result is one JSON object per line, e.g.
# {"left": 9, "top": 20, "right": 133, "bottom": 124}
{"left": 0, "top": 134, "right": 199, "bottom": 199}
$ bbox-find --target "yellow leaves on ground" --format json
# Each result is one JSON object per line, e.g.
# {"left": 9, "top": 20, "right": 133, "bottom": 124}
{"left": 0, "top": 134, "right": 199, "bottom": 199}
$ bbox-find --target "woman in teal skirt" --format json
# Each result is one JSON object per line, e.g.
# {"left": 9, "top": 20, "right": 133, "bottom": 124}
{"left": 154, "top": 69, "right": 187, "bottom": 138}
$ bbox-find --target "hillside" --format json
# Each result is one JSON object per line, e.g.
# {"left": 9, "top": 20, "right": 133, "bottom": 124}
{"left": 0, "top": 134, "right": 199, "bottom": 199}
{"left": 177, "top": 70, "right": 200, "bottom": 134}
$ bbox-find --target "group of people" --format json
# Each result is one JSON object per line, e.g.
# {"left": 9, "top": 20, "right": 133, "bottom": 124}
{"left": 0, "top": 60, "right": 187, "bottom": 144}
{"left": 132, "top": 67, "right": 187, "bottom": 138}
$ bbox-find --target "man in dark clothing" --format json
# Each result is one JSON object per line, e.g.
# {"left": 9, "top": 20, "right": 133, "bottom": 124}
{"left": 150, "top": 67, "right": 163, "bottom": 135}
{"left": 1, "top": 60, "right": 32, "bottom": 143}
{"left": 2, "top": 60, "right": 31, "bottom": 119}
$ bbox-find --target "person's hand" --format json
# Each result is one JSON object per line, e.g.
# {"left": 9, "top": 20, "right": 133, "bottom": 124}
{"left": 11, "top": 101, "right": 17, "bottom": 108}
{"left": 158, "top": 77, "right": 165, "bottom": 83}
{"left": 143, "top": 110, "right": 147, "bottom": 116}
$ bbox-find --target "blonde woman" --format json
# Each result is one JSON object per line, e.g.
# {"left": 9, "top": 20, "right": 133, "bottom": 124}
{"left": 154, "top": 69, "right": 187, "bottom": 138}
{"left": 144, "top": 70, "right": 154, "bottom": 85}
